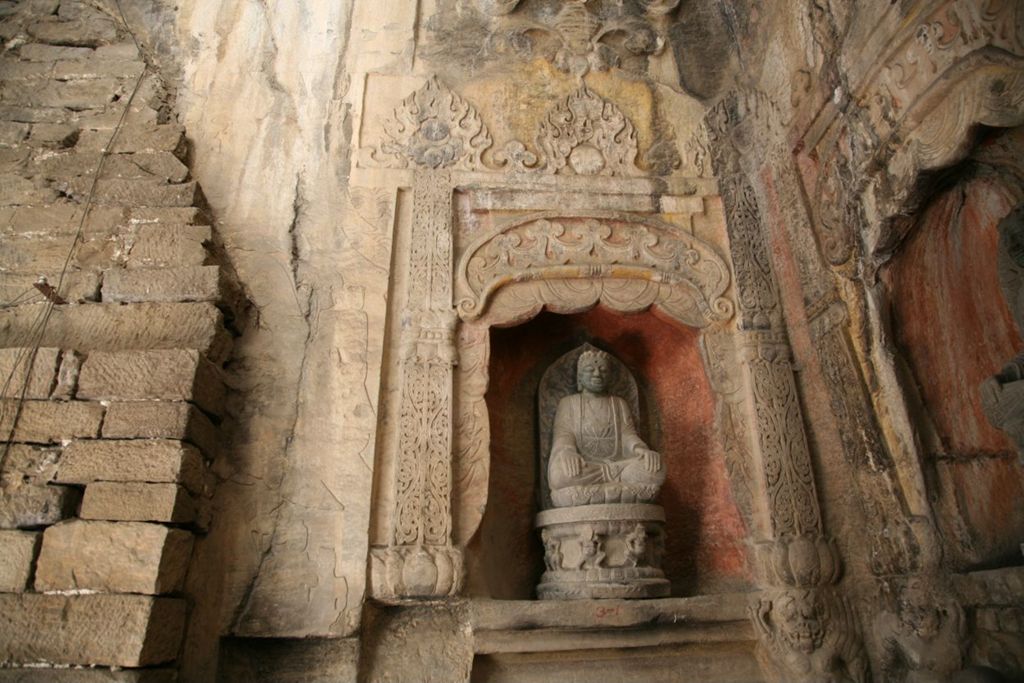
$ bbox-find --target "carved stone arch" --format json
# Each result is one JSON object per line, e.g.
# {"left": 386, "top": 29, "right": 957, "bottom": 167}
{"left": 850, "top": 50, "right": 1024, "bottom": 581}
{"left": 867, "top": 51, "right": 1024, "bottom": 260}
{"left": 454, "top": 211, "right": 735, "bottom": 328}
{"left": 450, "top": 210, "right": 738, "bottom": 547}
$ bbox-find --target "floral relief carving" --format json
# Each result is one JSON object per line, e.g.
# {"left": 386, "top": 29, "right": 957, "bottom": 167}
{"left": 454, "top": 214, "right": 734, "bottom": 327}
{"left": 874, "top": 65, "right": 1024, "bottom": 230}
{"left": 814, "top": 152, "right": 859, "bottom": 267}
{"left": 372, "top": 76, "right": 493, "bottom": 171}
{"left": 720, "top": 175, "right": 779, "bottom": 329}
{"left": 369, "top": 80, "right": 675, "bottom": 178}
{"left": 376, "top": 171, "right": 463, "bottom": 599}
{"left": 535, "top": 85, "right": 642, "bottom": 176}
{"left": 871, "top": 0, "right": 1023, "bottom": 132}
{"left": 804, "top": 2, "right": 1024, "bottom": 264}
{"left": 744, "top": 338, "right": 822, "bottom": 539}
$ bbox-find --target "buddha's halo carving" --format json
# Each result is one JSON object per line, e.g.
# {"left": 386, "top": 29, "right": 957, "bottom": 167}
{"left": 454, "top": 213, "right": 734, "bottom": 327}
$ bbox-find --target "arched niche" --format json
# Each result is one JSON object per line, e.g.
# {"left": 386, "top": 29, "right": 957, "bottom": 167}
{"left": 880, "top": 125, "right": 1024, "bottom": 570}
{"left": 449, "top": 211, "right": 751, "bottom": 599}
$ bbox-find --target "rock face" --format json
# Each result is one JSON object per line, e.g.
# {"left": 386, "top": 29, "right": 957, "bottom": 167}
{"left": 2, "top": 0, "right": 1024, "bottom": 682}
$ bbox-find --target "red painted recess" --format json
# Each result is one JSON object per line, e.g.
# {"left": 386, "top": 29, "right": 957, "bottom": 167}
{"left": 473, "top": 304, "right": 751, "bottom": 599}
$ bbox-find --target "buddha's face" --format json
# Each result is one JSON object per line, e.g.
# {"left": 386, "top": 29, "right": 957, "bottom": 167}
{"left": 578, "top": 355, "right": 609, "bottom": 394}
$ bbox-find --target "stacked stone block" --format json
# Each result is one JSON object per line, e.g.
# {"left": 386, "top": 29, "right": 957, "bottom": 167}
{"left": 0, "top": 2, "right": 230, "bottom": 679}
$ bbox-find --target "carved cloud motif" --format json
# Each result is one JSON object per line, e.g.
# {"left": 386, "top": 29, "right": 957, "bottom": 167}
{"left": 481, "top": 0, "right": 679, "bottom": 76}
{"left": 454, "top": 214, "right": 734, "bottom": 327}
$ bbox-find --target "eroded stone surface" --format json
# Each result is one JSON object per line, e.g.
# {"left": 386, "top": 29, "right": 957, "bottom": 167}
{"left": 0, "top": 594, "right": 185, "bottom": 667}
{"left": 81, "top": 482, "right": 197, "bottom": 524}
{"left": 102, "top": 265, "right": 220, "bottom": 303}
{"left": 55, "top": 439, "right": 204, "bottom": 494}
{"left": 0, "top": 670, "right": 175, "bottom": 683}
{"left": 0, "top": 399, "right": 103, "bottom": 442}
{"left": 0, "top": 530, "right": 40, "bottom": 592}
{"left": 77, "top": 349, "right": 224, "bottom": 415}
{"left": 0, "top": 347, "right": 59, "bottom": 399}
{"left": 101, "top": 401, "right": 218, "bottom": 458}
{"left": 35, "top": 520, "right": 193, "bottom": 594}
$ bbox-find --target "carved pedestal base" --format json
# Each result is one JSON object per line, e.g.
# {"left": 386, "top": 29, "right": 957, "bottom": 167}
{"left": 535, "top": 503, "right": 669, "bottom": 600}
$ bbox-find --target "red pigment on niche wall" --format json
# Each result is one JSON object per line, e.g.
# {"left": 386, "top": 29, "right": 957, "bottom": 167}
{"left": 480, "top": 306, "right": 750, "bottom": 597}
{"left": 883, "top": 173, "right": 1021, "bottom": 455}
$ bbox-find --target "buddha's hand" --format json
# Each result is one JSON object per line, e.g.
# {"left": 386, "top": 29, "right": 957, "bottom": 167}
{"left": 636, "top": 447, "right": 661, "bottom": 473}
{"left": 561, "top": 453, "right": 586, "bottom": 478}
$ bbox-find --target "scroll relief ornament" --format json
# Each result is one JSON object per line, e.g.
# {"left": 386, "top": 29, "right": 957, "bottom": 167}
{"left": 369, "top": 78, "right": 671, "bottom": 177}
{"left": 454, "top": 215, "right": 734, "bottom": 327}
{"left": 371, "top": 76, "right": 493, "bottom": 171}
{"left": 535, "top": 84, "right": 642, "bottom": 176}
{"left": 479, "top": 0, "right": 680, "bottom": 76}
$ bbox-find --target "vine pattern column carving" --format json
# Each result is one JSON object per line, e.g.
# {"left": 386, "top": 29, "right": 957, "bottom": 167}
{"left": 701, "top": 94, "right": 868, "bottom": 683}
{"left": 371, "top": 171, "right": 462, "bottom": 600}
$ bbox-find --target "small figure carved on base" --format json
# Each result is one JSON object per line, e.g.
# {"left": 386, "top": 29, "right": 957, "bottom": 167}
{"left": 752, "top": 588, "right": 868, "bottom": 683}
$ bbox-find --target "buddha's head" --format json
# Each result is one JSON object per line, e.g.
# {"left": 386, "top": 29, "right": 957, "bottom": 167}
{"left": 577, "top": 349, "right": 611, "bottom": 394}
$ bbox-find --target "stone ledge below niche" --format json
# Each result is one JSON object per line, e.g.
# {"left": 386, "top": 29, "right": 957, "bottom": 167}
{"left": 470, "top": 593, "right": 754, "bottom": 655}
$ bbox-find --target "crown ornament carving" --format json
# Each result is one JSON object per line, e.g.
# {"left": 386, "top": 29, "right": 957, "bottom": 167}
{"left": 370, "top": 78, "right": 668, "bottom": 178}
{"left": 371, "top": 76, "right": 493, "bottom": 171}
{"left": 536, "top": 84, "right": 642, "bottom": 176}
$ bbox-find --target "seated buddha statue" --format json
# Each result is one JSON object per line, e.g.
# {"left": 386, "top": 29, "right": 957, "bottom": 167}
{"left": 547, "top": 348, "right": 665, "bottom": 507}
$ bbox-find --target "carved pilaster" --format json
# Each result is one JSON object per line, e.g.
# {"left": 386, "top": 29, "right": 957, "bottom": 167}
{"left": 375, "top": 171, "right": 463, "bottom": 600}
{"left": 737, "top": 332, "right": 822, "bottom": 541}
{"left": 702, "top": 92, "right": 869, "bottom": 681}
{"left": 720, "top": 174, "right": 780, "bottom": 331}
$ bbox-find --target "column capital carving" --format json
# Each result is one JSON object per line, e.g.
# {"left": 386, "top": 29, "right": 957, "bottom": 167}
{"left": 755, "top": 534, "right": 841, "bottom": 589}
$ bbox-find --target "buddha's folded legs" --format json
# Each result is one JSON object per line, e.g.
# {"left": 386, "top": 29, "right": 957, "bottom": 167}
{"left": 549, "top": 453, "right": 666, "bottom": 491}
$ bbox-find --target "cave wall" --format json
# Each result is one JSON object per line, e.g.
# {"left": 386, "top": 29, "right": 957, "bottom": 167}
{"left": 1, "top": 0, "right": 1023, "bottom": 681}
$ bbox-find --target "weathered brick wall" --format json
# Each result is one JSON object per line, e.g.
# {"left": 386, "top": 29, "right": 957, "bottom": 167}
{"left": 0, "top": 1, "right": 231, "bottom": 679}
